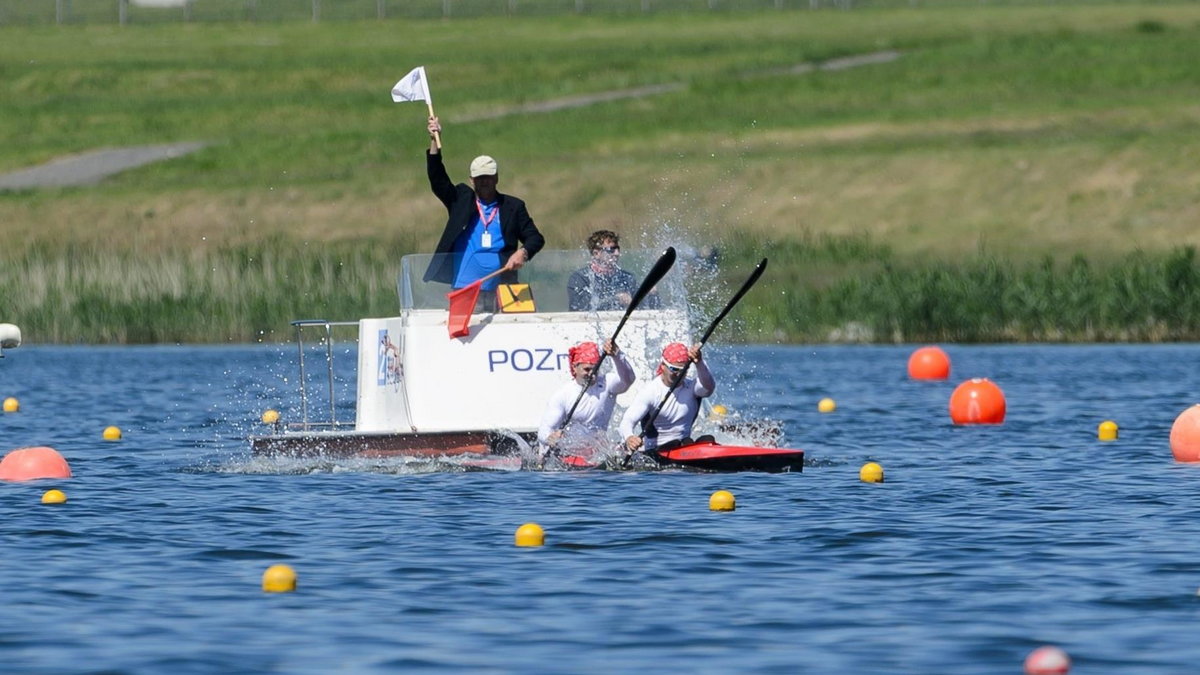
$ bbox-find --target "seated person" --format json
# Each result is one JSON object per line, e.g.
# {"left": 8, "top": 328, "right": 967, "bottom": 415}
{"left": 537, "top": 339, "right": 634, "bottom": 455}
{"left": 618, "top": 342, "right": 715, "bottom": 454}
{"left": 568, "top": 230, "right": 661, "bottom": 312}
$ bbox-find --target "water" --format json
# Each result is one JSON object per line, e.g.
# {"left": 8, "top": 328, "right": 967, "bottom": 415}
{"left": 3, "top": 344, "right": 1200, "bottom": 673}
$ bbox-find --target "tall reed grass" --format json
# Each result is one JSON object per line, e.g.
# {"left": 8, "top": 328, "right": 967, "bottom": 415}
{"left": 1, "top": 239, "right": 411, "bottom": 343}
{"left": 735, "top": 237, "right": 1200, "bottom": 342}
{"left": 5, "top": 235, "right": 1198, "bottom": 343}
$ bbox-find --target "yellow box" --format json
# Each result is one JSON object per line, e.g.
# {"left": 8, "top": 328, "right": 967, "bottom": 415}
{"left": 496, "top": 284, "right": 536, "bottom": 313}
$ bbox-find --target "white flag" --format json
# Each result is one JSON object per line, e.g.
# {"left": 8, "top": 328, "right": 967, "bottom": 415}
{"left": 391, "top": 66, "right": 432, "bottom": 105}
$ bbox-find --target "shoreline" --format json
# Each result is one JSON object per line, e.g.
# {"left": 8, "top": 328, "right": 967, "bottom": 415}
{"left": 3, "top": 242, "right": 1197, "bottom": 345}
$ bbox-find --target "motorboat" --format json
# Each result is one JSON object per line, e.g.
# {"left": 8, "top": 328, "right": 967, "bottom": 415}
{"left": 249, "top": 249, "right": 802, "bottom": 472}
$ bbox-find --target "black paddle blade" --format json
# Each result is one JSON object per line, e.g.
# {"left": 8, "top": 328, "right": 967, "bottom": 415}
{"left": 610, "top": 246, "right": 676, "bottom": 340}
{"left": 629, "top": 247, "right": 676, "bottom": 312}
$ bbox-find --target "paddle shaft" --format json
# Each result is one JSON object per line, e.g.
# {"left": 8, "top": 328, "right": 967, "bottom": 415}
{"left": 558, "top": 247, "right": 677, "bottom": 431}
{"left": 638, "top": 258, "right": 769, "bottom": 442}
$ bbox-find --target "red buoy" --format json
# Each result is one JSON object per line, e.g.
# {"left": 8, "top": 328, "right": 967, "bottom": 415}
{"left": 1170, "top": 404, "right": 1200, "bottom": 462}
{"left": 907, "top": 345, "right": 951, "bottom": 380}
{"left": 949, "top": 378, "right": 1006, "bottom": 425}
{"left": 1024, "top": 645, "right": 1070, "bottom": 674}
{"left": 0, "top": 446, "right": 73, "bottom": 482}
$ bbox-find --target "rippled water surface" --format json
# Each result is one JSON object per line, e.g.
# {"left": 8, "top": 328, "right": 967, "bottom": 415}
{"left": 3, "top": 344, "right": 1200, "bottom": 673}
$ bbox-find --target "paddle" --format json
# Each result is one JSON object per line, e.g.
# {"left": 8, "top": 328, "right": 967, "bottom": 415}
{"left": 632, "top": 257, "right": 769, "bottom": 457}
{"left": 557, "top": 246, "right": 677, "bottom": 432}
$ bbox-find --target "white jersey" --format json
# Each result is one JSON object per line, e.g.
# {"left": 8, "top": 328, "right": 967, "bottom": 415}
{"left": 618, "top": 359, "right": 715, "bottom": 445}
{"left": 537, "top": 351, "right": 635, "bottom": 444}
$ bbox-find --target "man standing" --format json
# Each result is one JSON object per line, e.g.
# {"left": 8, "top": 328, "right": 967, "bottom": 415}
{"left": 423, "top": 116, "right": 545, "bottom": 294}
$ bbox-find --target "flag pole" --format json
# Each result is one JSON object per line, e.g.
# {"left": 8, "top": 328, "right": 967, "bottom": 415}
{"left": 427, "top": 103, "right": 441, "bottom": 150}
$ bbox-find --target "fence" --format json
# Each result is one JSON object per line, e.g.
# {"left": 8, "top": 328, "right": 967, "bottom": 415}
{"left": 21, "top": 0, "right": 1103, "bottom": 25}
{"left": 0, "top": 0, "right": 850, "bottom": 25}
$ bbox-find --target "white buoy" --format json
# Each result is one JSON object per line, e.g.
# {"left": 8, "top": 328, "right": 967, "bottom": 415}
{"left": 0, "top": 323, "right": 20, "bottom": 357}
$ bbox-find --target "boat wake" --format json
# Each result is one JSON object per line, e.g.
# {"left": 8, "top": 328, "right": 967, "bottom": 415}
{"left": 197, "top": 453, "right": 524, "bottom": 475}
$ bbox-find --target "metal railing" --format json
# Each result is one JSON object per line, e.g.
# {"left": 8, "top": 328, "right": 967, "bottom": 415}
{"left": 290, "top": 319, "right": 359, "bottom": 432}
{"left": 3, "top": 0, "right": 900, "bottom": 26}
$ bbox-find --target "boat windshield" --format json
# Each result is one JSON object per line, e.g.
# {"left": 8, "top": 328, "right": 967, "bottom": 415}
{"left": 398, "top": 249, "right": 690, "bottom": 313}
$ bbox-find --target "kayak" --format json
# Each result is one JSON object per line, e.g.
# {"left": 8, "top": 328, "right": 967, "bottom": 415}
{"left": 651, "top": 440, "right": 804, "bottom": 473}
{"left": 552, "top": 439, "right": 804, "bottom": 473}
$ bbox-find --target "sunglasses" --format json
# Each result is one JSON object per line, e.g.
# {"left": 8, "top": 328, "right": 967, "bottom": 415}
{"left": 663, "top": 363, "right": 686, "bottom": 373}
{"left": 595, "top": 246, "right": 620, "bottom": 254}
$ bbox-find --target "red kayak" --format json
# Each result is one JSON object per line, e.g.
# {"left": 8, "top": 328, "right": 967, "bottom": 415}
{"left": 555, "top": 440, "right": 804, "bottom": 473}
{"left": 651, "top": 440, "right": 804, "bottom": 473}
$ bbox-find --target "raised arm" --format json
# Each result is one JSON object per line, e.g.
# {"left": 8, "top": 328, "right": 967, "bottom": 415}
{"left": 426, "top": 116, "right": 455, "bottom": 208}
{"left": 691, "top": 351, "right": 715, "bottom": 399}
{"left": 428, "top": 115, "right": 441, "bottom": 155}
{"left": 605, "top": 346, "right": 636, "bottom": 395}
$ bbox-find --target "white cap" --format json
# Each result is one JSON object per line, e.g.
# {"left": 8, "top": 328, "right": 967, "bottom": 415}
{"left": 469, "top": 155, "right": 498, "bottom": 177}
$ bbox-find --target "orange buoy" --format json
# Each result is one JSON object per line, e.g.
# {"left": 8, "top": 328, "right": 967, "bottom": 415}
{"left": 949, "top": 378, "right": 1006, "bottom": 425}
{"left": 0, "top": 446, "right": 72, "bottom": 481}
{"left": 908, "top": 346, "right": 951, "bottom": 380}
{"left": 1024, "top": 645, "right": 1070, "bottom": 674}
{"left": 1169, "top": 404, "right": 1200, "bottom": 462}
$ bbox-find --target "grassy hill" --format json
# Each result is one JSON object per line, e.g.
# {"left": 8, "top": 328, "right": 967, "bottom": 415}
{"left": 3, "top": 4, "right": 1200, "bottom": 342}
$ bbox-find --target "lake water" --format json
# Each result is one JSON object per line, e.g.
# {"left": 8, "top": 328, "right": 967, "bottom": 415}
{"left": 3, "top": 343, "right": 1200, "bottom": 673}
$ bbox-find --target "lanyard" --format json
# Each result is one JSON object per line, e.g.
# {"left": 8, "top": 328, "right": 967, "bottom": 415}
{"left": 475, "top": 200, "right": 497, "bottom": 231}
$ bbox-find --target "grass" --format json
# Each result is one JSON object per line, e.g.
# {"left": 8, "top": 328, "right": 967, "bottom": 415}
{"left": 3, "top": 238, "right": 413, "bottom": 343}
{"left": 2, "top": 4, "right": 1200, "bottom": 342}
{"left": 732, "top": 238, "right": 1200, "bottom": 342}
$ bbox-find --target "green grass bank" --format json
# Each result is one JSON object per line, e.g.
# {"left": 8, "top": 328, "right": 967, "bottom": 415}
{"left": 2, "top": 4, "right": 1200, "bottom": 342}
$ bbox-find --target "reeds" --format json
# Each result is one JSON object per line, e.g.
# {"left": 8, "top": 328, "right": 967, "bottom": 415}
{"left": 736, "top": 239, "right": 1200, "bottom": 343}
{"left": 1, "top": 240, "right": 410, "bottom": 343}
{"left": 5, "top": 236, "right": 1198, "bottom": 343}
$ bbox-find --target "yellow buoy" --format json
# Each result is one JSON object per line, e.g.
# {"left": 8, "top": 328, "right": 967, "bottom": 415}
{"left": 1098, "top": 420, "right": 1118, "bottom": 441}
{"left": 262, "top": 564, "right": 297, "bottom": 592}
{"left": 860, "top": 462, "right": 884, "bottom": 483}
{"left": 818, "top": 398, "right": 836, "bottom": 413}
{"left": 3, "top": 397, "right": 19, "bottom": 413}
{"left": 709, "top": 490, "right": 736, "bottom": 511}
{"left": 262, "top": 409, "right": 280, "bottom": 425}
{"left": 41, "top": 489, "right": 67, "bottom": 504}
{"left": 709, "top": 403, "right": 729, "bottom": 420}
{"left": 514, "top": 523, "right": 545, "bottom": 547}
{"left": 102, "top": 425, "right": 122, "bottom": 441}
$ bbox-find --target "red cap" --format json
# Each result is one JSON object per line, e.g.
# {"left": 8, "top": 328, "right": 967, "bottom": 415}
{"left": 657, "top": 342, "right": 689, "bottom": 375}
{"left": 662, "top": 342, "right": 689, "bottom": 364}
{"left": 568, "top": 342, "right": 601, "bottom": 370}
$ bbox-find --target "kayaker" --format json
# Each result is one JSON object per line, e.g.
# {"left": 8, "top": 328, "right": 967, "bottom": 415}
{"left": 422, "top": 115, "right": 545, "bottom": 302}
{"left": 538, "top": 339, "right": 635, "bottom": 452}
{"left": 567, "top": 230, "right": 662, "bottom": 312}
{"left": 619, "top": 342, "right": 715, "bottom": 454}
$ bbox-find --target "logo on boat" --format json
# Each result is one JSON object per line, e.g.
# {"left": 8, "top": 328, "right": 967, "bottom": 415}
{"left": 377, "top": 330, "right": 402, "bottom": 389}
{"left": 487, "top": 348, "right": 570, "bottom": 373}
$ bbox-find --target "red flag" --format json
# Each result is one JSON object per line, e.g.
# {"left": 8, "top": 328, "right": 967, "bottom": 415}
{"left": 446, "top": 281, "right": 482, "bottom": 338}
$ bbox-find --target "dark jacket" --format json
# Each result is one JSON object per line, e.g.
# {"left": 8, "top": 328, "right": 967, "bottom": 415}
{"left": 423, "top": 151, "right": 545, "bottom": 284}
